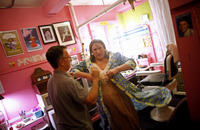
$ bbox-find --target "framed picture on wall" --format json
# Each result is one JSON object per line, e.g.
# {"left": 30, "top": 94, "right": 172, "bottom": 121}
{"left": 0, "top": 30, "right": 24, "bottom": 57}
{"left": 38, "top": 25, "right": 56, "bottom": 44}
{"left": 52, "top": 21, "right": 76, "bottom": 46}
{"left": 21, "top": 27, "right": 43, "bottom": 52}
{"left": 176, "top": 12, "right": 194, "bottom": 37}
{"left": 70, "top": 55, "right": 79, "bottom": 68}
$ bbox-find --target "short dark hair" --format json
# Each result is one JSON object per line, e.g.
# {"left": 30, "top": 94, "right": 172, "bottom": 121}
{"left": 46, "top": 45, "right": 66, "bottom": 69}
{"left": 178, "top": 18, "right": 189, "bottom": 26}
{"left": 89, "top": 39, "right": 109, "bottom": 62}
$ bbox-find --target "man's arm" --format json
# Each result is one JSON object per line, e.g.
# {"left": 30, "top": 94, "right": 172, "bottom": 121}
{"left": 84, "top": 66, "right": 100, "bottom": 105}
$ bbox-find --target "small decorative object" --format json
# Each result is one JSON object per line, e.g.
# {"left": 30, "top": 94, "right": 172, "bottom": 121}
{"left": 70, "top": 55, "right": 79, "bottom": 68}
{"left": 52, "top": 21, "right": 76, "bottom": 46}
{"left": 21, "top": 27, "right": 43, "bottom": 52}
{"left": 32, "top": 106, "right": 43, "bottom": 118}
{"left": 0, "top": 30, "right": 24, "bottom": 57}
{"left": 9, "top": 62, "right": 15, "bottom": 67}
{"left": 16, "top": 123, "right": 24, "bottom": 129}
{"left": 38, "top": 24, "right": 56, "bottom": 44}
{"left": 19, "top": 110, "right": 26, "bottom": 120}
{"left": 23, "top": 117, "right": 30, "bottom": 123}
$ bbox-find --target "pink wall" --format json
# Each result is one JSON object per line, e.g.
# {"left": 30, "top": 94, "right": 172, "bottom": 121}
{"left": 169, "top": 0, "right": 200, "bottom": 121}
{"left": 0, "top": 2, "right": 127, "bottom": 120}
{"left": 0, "top": 2, "right": 132, "bottom": 121}
{"left": 0, "top": 7, "right": 82, "bottom": 120}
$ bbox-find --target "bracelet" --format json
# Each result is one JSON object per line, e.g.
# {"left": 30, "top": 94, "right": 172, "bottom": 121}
{"left": 117, "top": 66, "right": 121, "bottom": 72}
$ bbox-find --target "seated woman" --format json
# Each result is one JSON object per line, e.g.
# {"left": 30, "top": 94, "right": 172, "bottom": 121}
{"left": 70, "top": 39, "right": 172, "bottom": 130}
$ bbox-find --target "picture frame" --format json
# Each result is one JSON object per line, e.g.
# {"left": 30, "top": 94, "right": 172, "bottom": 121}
{"left": 38, "top": 25, "right": 56, "bottom": 44}
{"left": 0, "top": 30, "right": 24, "bottom": 57}
{"left": 52, "top": 21, "right": 76, "bottom": 46}
{"left": 176, "top": 12, "right": 194, "bottom": 37}
{"left": 70, "top": 55, "right": 79, "bottom": 68}
{"left": 21, "top": 27, "right": 43, "bottom": 52}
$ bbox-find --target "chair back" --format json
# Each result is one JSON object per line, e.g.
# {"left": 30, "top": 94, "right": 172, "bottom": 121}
{"left": 164, "top": 53, "right": 178, "bottom": 81}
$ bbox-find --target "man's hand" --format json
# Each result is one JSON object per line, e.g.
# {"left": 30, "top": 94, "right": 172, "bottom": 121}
{"left": 91, "top": 66, "right": 100, "bottom": 81}
{"left": 69, "top": 72, "right": 74, "bottom": 77}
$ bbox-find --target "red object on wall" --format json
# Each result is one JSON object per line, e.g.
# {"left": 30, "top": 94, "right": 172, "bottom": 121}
{"left": 170, "top": 0, "right": 200, "bottom": 121}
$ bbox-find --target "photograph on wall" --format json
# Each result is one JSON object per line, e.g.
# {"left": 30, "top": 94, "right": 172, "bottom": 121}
{"left": 38, "top": 25, "right": 57, "bottom": 44}
{"left": 176, "top": 12, "right": 194, "bottom": 37}
{"left": 70, "top": 55, "right": 79, "bottom": 68}
{"left": 0, "top": 30, "right": 24, "bottom": 57}
{"left": 21, "top": 27, "right": 43, "bottom": 52}
{"left": 52, "top": 21, "right": 76, "bottom": 46}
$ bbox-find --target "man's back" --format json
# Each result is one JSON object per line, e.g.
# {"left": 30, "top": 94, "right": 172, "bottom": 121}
{"left": 47, "top": 71, "right": 93, "bottom": 130}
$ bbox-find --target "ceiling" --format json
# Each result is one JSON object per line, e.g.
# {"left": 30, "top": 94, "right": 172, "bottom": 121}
{"left": 0, "top": 0, "right": 120, "bottom": 8}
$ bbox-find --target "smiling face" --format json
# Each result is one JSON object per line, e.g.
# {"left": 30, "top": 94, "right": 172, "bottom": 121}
{"left": 91, "top": 43, "right": 106, "bottom": 61}
{"left": 179, "top": 20, "right": 189, "bottom": 33}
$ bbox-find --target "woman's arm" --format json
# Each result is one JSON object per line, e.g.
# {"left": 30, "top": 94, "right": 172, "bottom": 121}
{"left": 75, "top": 71, "right": 93, "bottom": 81}
{"left": 107, "top": 52, "right": 136, "bottom": 78}
{"left": 70, "top": 60, "right": 93, "bottom": 81}
{"left": 107, "top": 64, "right": 132, "bottom": 78}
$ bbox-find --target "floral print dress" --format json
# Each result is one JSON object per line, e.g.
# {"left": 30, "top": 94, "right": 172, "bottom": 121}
{"left": 70, "top": 52, "right": 172, "bottom": 129}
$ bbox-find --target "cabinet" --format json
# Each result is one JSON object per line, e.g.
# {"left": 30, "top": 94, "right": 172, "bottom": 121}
{"left": 31, "top": 68, "right": 52, "bottom": 95}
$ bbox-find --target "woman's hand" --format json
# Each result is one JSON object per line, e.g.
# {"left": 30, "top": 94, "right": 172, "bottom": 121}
{"left": 107, "top": 67, "right": 120, "bottom": 78}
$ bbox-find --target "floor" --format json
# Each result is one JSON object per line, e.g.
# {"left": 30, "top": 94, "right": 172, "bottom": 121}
{"left": 93, "top": 94, "right": 186, "bottom": 130}
{"left": 137, "top": 95, "right": 186, "bottom": 130}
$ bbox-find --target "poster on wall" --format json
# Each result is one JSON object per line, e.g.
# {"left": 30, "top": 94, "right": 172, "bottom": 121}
{"left": 52, "top": 21, "right": 76, "bottom": 46}
{"left": 0, "top": 30, "right": 24, "bottom": 57}
{"left": 176, "top": 12, "right": 194, "bottom": 37}
{"left": 21, "top": 27, "right": 43, "bottom": 52}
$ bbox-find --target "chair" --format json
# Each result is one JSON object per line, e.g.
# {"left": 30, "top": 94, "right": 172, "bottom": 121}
{"left": 136, "top": 51, "right": 179, "bottom": 122}
{"left": 166, "top": 97, "right": 190, "bottom": 129}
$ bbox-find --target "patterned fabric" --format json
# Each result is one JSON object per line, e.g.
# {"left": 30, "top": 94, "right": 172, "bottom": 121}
{"left": 70, "top": 52, "right": 172, "bottom": 129}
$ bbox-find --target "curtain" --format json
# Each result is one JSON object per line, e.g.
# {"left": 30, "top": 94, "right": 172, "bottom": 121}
{"left": 149, "top": 0, "right": 176, "bottom": 53}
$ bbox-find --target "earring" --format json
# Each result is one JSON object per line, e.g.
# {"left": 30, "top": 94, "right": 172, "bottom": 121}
{"left": 105, "top": 49, "right": 108, "bottom": 57}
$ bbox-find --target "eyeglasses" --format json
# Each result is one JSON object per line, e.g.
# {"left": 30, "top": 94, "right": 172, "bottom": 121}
{"left": 62, "top": 56, "right": 71, "bottom": 59}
